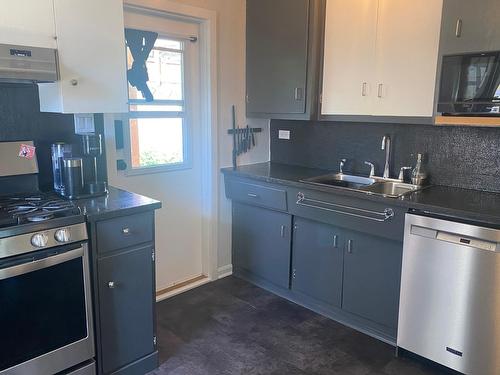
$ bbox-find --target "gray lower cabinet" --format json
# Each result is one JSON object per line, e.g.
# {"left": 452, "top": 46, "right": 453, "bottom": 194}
{"left": 98, "top": 245, "right": 155, "bottom": 374}
{"left": 342, "top": 230, "right": 402, "bottom": 331}
{"left": 89, "top": 210, "right": 158, "bottom": 375}
{"left": 291, "top": 217, "right": 343, "bottom": 307}
{"left": 232, "top": 202, "right": 292, "bottom": 289}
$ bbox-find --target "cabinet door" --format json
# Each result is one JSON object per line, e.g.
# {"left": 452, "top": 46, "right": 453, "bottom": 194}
{"left": 291, "top": 217, "right": 343, "bottom": 307}
{"left": 98, "top": 245, "right": 155, "bottom": 374}
{"left": 440, "top": 0, "right": 500, "bottom": 54}
{"left": 342, "top": 230, "right": 402, "bottom": 330}
{"left": 246, "top": 0, "right": 309, "bottom": 115}
{"left": 321, "top": 0, "right": 378, "bottom": 115}
{"left": 373, "top": 0, "right": 443, "bottom": 117}
{"left": 232, "top": 203, "right": 292, "bottom": 289}
{"left": 38, "top": 0, "right": 128, "bottom": 113}
{"left": 0, "top": 0, "right": 56, "bottom": 48}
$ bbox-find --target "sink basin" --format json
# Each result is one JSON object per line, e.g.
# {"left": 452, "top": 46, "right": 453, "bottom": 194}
{"left": 301, "top": 173, "right": 376, "bottom": 190}
{"left": 361, "top": 181, "right": 421, "bottom": 198}
{"left": 301, "top": 173, "right": 425, "bottom": 198}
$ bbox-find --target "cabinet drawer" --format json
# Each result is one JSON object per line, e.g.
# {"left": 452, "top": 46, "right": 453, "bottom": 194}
{"left": 225, "top": 178, "right": 287, "bottom": 211}
{"left": 288, "top": 187, "right": 405, "bottom": 242}
{"left": 97, "top": 212, "right": 154, "bottom": 254}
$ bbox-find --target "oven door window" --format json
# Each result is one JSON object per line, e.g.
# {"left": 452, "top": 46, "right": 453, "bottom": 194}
{"left": 0, "top": 256, "right": 87, "bottom": 371}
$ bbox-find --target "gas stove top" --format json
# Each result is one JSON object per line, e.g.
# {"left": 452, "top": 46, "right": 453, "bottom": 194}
{"left": 0, "top": 193, "right": 82, "bottom": 230}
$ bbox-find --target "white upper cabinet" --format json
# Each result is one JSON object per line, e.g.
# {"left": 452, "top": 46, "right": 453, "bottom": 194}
{"left": 321, "top": 0, "right": 443, "bottom": 118}
{"left": 38, "top": 0, "right": 128, "bottom": 113}
{"left": 0, "top": 0, "right": 56, "bottom": 48}
{"left": 373, "top": 0, "right": 443, "bottom": 117}
{"left": 321, "top": 0, "right": 378, "bottom": 116}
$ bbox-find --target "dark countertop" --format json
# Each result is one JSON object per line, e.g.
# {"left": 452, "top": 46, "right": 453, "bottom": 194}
{"left": 75, "top": 186, "right": 161, "bottom": 222}
{"left": 222, "top": 162, "right": 500, "bottom": 226}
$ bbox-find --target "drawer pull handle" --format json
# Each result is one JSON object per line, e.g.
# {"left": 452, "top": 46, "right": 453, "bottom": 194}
{"left": 108, "top": 281, "right": 115, "bottom": 289}
{"left": 347, "top": 239, "right": 353, "bottom": 253}
{"left": 122, "top": 227, "right": 130, "bottom": 235}
{"left": 247, "top": 193, "right": 259, "bottom": 198}
{"left": 333, "top": 234, "right": 338, "bottom": 248}
{"left": 296, "top": 192, "right": 394, "bottom": 222}
{"left": 280, "top": 225, "right": 285, "bottom": 238}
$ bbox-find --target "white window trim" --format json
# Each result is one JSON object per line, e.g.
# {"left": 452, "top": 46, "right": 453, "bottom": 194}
{"left": 124, "top": 33, "right": 193, "bottom": 175}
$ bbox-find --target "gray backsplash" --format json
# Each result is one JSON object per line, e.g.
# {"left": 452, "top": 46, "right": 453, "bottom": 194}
{"left": 270, "top": 120, "right": 500, "bottom": 193}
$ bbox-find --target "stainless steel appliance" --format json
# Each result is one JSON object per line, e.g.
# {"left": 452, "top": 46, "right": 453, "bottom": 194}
{"left": 0, "top": 43, "right": 58, "bottom": 83}
{"left": 81, "top": 134, "right": 108, "bottom": 196}
{"left": 398, "top": 213, "right": 500, "bottom": 375}
{"left": 61, "top": 157, "right": 85, "bottom": 199}
{"left": 438, "top": 51, "right": 500, "bottom": 115}
{"left": 0, "top": 141, "right": 95, "bottom": 375}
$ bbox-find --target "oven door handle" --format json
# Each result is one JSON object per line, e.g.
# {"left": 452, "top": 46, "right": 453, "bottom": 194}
{"left": 0, "top": 246, "right": 84, "bottom": 281}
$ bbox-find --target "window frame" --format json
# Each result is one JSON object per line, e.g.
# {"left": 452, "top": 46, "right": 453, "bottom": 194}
{"left": 123, "top": 34, "right": 192, "bottom": 176}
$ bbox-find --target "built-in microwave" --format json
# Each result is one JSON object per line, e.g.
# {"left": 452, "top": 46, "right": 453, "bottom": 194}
{"left": 438, "top": 51, "right": 500, "bottom": 116}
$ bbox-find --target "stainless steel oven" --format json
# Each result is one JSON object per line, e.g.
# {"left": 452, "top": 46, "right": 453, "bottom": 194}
{"left": 0, "top": 223, "right": 95, "bottom": 375}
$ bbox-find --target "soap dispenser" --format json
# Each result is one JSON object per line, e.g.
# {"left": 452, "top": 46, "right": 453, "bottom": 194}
{"left": 411, "top": 153, "right": 428, "bottom": 186}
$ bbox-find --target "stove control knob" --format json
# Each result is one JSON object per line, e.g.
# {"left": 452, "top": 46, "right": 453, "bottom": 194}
{"left": 31, "top": 233, "right": 48, "bottom": 248}
{"left": 55, "top": 228, "right": 71, "bottom": 243}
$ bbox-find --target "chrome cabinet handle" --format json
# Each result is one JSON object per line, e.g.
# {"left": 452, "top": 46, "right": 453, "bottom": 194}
{"left": 280, "top": 225, "right": 285, "bottom": 238}
{"left": 333, "top": 234, "right": 338, "bottom": 248}
{"left": 247, "top": 193, "right": 258, "bottom": 198}
{"left": 362, "top": 82, "right": 368, "bottom": 97}
{"left": 347, "top": 239, "right": 353, "bottom": 254}
{"left": 70, "top": 79, "right": 78, "bottom": 86}
{"left": 455, "top": 19, "right": 463, "bottom": 37}
{"left": 108, "top": 281, "right": 115, "bottom": 289}
{"left": 377, "top": 83, "right": 383, "bottom": 98}
{"left": 122, "top": 227, "right": 130, "bottom": 234}
{"left": 294, "top": 87, "right": 304, "bottom": 101}
{"left": 296, "top": 192, "right": 394, "bottom": 222}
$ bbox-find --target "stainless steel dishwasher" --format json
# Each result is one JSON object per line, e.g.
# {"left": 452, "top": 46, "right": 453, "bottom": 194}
{"left": 398, "top": 213, "right": 500, "bottom": 375}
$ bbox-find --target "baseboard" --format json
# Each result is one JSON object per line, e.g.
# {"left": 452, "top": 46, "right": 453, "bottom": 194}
{"left": 217, "top": 264, "right": 233, "bottom": 279}
{"left": 155, "top": 275, "right": 210, "bottom": 302}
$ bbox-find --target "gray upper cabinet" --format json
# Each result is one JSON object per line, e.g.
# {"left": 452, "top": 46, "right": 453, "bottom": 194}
{"left": 342, "top": 229, "right": 402, "bottom": 334}
{"left": 246, "top": 0, "right": 324, "bottom": 119}
{"left": 232, "top": 202, "right": 292, "bottom": 289}
{"left": 440, "top": 0, "right": 500, "bottom": 55}
{"left": 291, "top": 217, "right": 343, "bottom": 307}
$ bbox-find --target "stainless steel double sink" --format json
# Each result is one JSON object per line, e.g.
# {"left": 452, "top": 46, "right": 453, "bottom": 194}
{"left": 301, "top": 173, "right": 424, "bottom": 198}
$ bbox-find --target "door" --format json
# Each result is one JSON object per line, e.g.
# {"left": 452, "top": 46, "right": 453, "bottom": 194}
{"left": 321, "top": 0, "right": 378, "bottom": 115}
{"left": 373, "top": 0, "right": 443, "bottom": 117}
{"left": 232, "top": 203, "right": 292, "bottom": 288}
{"left": 105, "top": 11, "right": 205, "bottom": 293}
{"left": 0, "top": 0, "right": 56, "bottom": 48}
{"left": 291, "top": 217, "right": 343, "bottom": 307}
{"left": 342, "top": 230, "right": 402, "bottom": 330}
{"left": 98, "top": 245, "right": 154, "bottom": 374}
{"left": 246, "top": 0, "right": 309, "bottom": 115}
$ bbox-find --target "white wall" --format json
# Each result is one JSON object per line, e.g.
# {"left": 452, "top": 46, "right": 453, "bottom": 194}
{"left": 121, "top": 0, "right": 270, "bottom": 273}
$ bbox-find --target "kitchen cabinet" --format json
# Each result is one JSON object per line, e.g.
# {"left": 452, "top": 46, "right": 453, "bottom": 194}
{"left": 246, "top": 0, "right": 324, "bottom": 119}
{"left": 38, "top": 0, "right": 128, "bottom": 114}
{"left": 0, "top": 0, "right": 56, "bottom": 48}
{"left": 321, "top": 0, "right": 443, "bottom": 118}
{"left": 291, "top": 217, "right": 343, "bottom": 307}
{"left": 342, "top": 230, "right": 402, "bottom": 332}
{"left": 89, "top": 210, "right": 158, "bottom": 375}
{"left": 98, "top": 245, "right": 155, "bottom": 374}
{"left": 440, "top": 0, "right": 500, "bottom": 55}
{"left": 232, "top": 202, "right": 292, "bottom": 289}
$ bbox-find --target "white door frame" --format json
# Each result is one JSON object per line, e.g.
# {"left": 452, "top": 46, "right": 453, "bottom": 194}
{"left": 123, "top": 0, "right": 219, "bottom": 282}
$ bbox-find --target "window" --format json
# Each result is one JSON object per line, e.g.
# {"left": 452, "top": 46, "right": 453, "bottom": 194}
{"left": 126, "top": 35, "right": 189, "bottom": 171}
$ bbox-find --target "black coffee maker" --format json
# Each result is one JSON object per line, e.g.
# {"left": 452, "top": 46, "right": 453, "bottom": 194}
{"left": 81, "top": 134, "right": 108, "bottom": 196}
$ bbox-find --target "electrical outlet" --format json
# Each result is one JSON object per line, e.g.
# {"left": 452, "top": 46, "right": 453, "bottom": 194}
{"left": 278, "top": 130, "right": 290, "bottom": 140}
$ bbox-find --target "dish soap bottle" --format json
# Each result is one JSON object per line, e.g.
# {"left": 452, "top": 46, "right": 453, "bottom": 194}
{"left": 411, "top": 153, "right": 428, "bottom": 186}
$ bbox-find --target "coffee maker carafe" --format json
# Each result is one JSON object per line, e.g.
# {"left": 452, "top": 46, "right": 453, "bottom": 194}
{"left": 81, "top": 134, "right": 108, "bottom": 196}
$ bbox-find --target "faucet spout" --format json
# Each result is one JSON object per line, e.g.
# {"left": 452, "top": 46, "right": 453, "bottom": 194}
{"left": 382, "top": 135, "right": 391, "bottom": 179}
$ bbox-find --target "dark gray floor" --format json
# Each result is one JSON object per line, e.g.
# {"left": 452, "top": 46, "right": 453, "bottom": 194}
{"left": 150, "top": 276, "right": 451, "bottom": 375}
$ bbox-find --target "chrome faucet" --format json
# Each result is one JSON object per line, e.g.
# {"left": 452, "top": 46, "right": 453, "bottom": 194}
{"left": 381, "top": 135, "right": 391, "bottom": 179}
{"left": 364, "top": 161, "right": 375, "bottom": 177}
{"left": 339, "top": 158, "right": 347, "bottom": 174}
